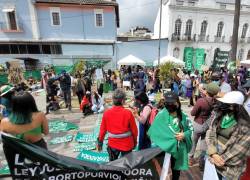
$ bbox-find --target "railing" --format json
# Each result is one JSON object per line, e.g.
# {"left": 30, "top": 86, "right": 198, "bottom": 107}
{"left": 214, "top": 35, "right": 225, "bottom": 43}
{"left": 0, "top": 22, "right": 23, "bottom": 32}
{"left": 198, "top": 35, "right": 209, "bottom": 42}
{"left": 171, "top": 34, "right": 181, "bottom": 41}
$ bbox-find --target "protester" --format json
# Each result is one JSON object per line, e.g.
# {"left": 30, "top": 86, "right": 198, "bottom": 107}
{"left": 80, "top": 91, "right": 92, "bottom": 116}
{"left": 148, "top": 92, "right": 193, "bottom": 180}
{"left": 190, "top": 82, "right": 220, "bottom": 169}
{"left": 243, "top": 80, "right": 250, "bottom": 115}
{"left": 91, "top": 91, "right": 104, "bottom": 114}
{"left": 0, "top": 85, "right": 15, "bottom": 117}
{"left": 46, "top": 76, "right": 60, "bottom": 114}
{"left": 1, "top": 92, "right": 49, "bottom": 148}
{"left": 97, "top": 89, "right": 138, "bottom": 161}
{"left": 219, "top": 74, "right": 231, "bottom": 94}
{"left": 133, "top": 92, "right": 152, "bottom": 150}
{"left": 206, "top": 91, "right": 250, "bottom": 180}
{"left": 134, "top": 74, "right": 145, "bottom": 95}
{"left": 58, "top": 70, "right": 71, "bottom": 110}
{"left": 75, "top": 74, "right": 86, "bottom": 105}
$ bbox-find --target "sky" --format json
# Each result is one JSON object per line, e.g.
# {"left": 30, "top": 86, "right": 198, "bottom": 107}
{"left": 116, "top": 0, "right": 160, "bottom": 33}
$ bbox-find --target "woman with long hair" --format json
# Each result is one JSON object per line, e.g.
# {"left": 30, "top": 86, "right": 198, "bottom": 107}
{"left": 133, "top": 92, "right": 152, "bottom": 150}
{"left": 148, "top": 92, "right": 193, "bottom": 180}
{"left": 206, "top": 91, "right": 250, "bottom": 180}
{"left": 1, "top": 92, "right": 49, "bottom": 148}
{"left": 91, "top": 91, "right": 104, "bottom": 114}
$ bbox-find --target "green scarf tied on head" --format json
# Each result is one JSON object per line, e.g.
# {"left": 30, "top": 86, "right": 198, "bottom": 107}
{"left": 221, "top": 114, "right": 237, "bottom": 129}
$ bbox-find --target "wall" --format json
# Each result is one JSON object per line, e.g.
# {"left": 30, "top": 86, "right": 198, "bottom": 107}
{"left": 36, "top": 4, "right": 117, "bottom": 41}
{"left": 0, "top": 0, "right": 34, "bottom": 40}
{"left": 116, "top": 39, "right": 168, "bottom": 66}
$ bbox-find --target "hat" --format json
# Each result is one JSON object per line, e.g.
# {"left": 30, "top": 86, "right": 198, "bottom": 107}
{"left": 243, "top": 80, "right": 250, "bottom": 88}
{"left": 86, "top": 91, "right": 91, "bottom": 94}
{"left": 0, "top": 85, "right": 14, "bottom": 97}
{"left": 164, "top": 92, "right": 179, "bottom": 103}
{"left": 217, "top": 91, "right": 245, "bottom": 105}
{"left": 204, "top": 82, "right": 220, "bottom": 96}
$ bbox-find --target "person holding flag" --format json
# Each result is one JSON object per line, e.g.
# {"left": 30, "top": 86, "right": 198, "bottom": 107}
{"left": 148, "top": 92, "right": 193, "bottom": 180}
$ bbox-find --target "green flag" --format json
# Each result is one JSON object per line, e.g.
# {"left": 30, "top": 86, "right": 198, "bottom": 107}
{"left": 195, "top": 48, "right": 205, "bottom": 72}
{"left": 147, "top": 108, "right": 192, "bottom": 170}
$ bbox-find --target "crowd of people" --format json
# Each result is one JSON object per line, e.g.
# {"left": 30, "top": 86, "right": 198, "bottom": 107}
{"left": 0, "top": 64, "right": 250, "bottom": 180}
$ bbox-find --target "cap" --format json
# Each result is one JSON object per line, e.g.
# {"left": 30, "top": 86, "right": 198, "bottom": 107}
{"left": 164, "top": 92, "right": 179, "bottom": 103}
{"left": 217, "top": 91, "right": 245, "bottom": 105}
{"left": 0, "top": 85, "right": 14, "bottom": 97}
{"left": 204, "top": 82, "right": 220, "bottom": 96}
{"left": 86, "top": 91, "right": 91, "bottom": 94}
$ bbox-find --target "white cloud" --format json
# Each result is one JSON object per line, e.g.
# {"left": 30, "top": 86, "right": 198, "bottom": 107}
{"left": 117, "top": 0, "right": 159, "bottom": 33}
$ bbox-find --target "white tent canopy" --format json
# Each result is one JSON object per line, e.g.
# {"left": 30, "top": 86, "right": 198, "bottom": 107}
{"left": 240, "top": 60, "right": 250, "bottom": 68}
{"left": 117, "top": 55, "right": 146, "bottom": 66}
{"left": 153, "top": 55, "right": 185, "bottom": 66}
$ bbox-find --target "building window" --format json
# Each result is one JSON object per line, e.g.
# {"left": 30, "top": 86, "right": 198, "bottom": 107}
{"left": 95, "top": 9, "right": 104, "bottom": 27}
{"left": 220, "top": 4, "right": 227, "bottom": 9}
{"left": 174, "top": 19, "right": 182, "bottom": 36}
{"left": 241, "top": 23, "right": 248, "bottom": 38}
{"left": 185, "top": 19, "right": 193, "bottom": 37}
{"left": 173, "top": 47, "right": 180, "bottom": 58}
{"left": 7, "top": 11, "right": 17, "bottom": 30}
{"left": 238, "top": 49, "right": 244, "bottom": 61}
{"left": 50, "top": 8, "right": 61, "bottom": 26}
{"left": 200, "top": 20, "right": 208, "bottom": 36}
{"left": 217, "top": 21, "right": 224, "bottom": 37}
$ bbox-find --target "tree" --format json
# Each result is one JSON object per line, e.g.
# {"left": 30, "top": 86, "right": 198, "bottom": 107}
{"left": 230, "top": 0, "right": 241, "bottom": 63}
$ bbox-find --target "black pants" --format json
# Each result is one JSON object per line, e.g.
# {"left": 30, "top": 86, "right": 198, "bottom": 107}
{"left": 171, "top": 156, "right": 181, "bottom": 180}
{"left": 76, "top": 91, "right": 84, "bottom": 104}
{"left": 107, "top": 146, "right": 131, "bottom": 161}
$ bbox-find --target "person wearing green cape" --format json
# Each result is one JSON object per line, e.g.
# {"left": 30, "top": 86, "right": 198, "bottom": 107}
{"left": 148, "top": 92, "right": 193, "bottom": 180}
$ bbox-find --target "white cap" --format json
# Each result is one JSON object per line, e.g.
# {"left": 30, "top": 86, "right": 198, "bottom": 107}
{"left": 217, "top": 91, "right": 245, "bottom": 105}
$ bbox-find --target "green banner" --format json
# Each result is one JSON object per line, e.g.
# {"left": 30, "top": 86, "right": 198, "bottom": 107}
{"left": 184, "top": 47, "right": 193, "bottom": 70}
{"left": 77, "top": 150, "right": 109, "bottom": 164}
{"left": 75, "top": 132, "right": 97, "bottom": 143}
{"left": 74, "top": 142, "right": 97, "bottom": 152}
{"left": 24, "top": 70, "right": 42, "bottom": 80}
{"left": 49, "top": 120, "right": 79, "bottom": 133}
{"left": 49, "top": 135, "right": 74, "bottom": 145}
{"left": 195, "top": 48, "right": 205, "bottom": 72}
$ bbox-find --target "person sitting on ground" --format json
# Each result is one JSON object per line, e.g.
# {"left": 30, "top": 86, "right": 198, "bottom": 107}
{"left": 97, "top": 89, "right": 138, "bottom": 161}
{"left": 80, "top": 91, "right": 92, "bottom": 116}
{"left": 91, "top": 91, "right": 104, "bottom": 114}
{"left": 1, "top": 92, "right": 49, "bottom": 149}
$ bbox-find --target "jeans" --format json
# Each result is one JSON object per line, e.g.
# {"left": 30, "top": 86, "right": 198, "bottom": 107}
{"left": 62, "top": 90, "right": 71, "bottom": 109}
{"left": 107, "top": 146, "right": 131, "bottom": 161}
{"left": 91, "top": 104, "right": 104, "bottom": 113}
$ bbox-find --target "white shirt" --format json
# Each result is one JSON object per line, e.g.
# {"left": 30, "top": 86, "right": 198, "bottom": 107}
{"left": 220, "top": 82, "right": 231, "bottom": 93}
{"left": 244, "top": 97, "right": 250, "bottom": 116}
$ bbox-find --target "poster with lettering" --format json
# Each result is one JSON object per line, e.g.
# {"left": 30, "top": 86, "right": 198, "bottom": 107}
{"left": 77, "top": 150, "right": 109, "bottom": 164}
{"left": 212, "top": 48, "right": 229, "bottom": 70}
{"left": 195, "top": 48, "right": 205, "bottom": 72}
{"left": 2, "top": 134, "right": 166, "bottom": 180}
{"left": 184, "top": 47, "right": 194, "bottom": 70}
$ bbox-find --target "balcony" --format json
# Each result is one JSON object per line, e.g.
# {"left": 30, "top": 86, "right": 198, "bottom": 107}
{"left": 183, "top": 34, "right": 196, "bottom": 42}
{"left": 171, "top": 34, "right": 181, "bottom": 41}
{"left": 0, "top": 22, "right": 23, "bottom": 32}
{"left": 214, "top": 36, "right": 225, "bottom": 43}
{"left": 198, "top": 35, "right": 209, "bottom": 42}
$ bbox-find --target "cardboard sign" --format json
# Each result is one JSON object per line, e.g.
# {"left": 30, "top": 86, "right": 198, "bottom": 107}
{"left": 74, "top": 142, "right": 97, "bottom": 152}
{"left": 49, "top": 135, "right": 74, "bottom": 145}
{"left": 49, "top": 120, "right": 79, "bottom": 133}
{"left": 77, "top": 150, "right": 109, "bottom": 164}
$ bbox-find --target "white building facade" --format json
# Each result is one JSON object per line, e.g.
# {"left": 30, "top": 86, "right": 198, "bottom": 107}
{"left": 154, "top": 0, "right": 250, "bottom": 69}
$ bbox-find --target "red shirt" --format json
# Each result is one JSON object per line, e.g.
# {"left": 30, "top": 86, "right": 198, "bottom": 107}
{"left": 99, "top": 106, "right": 138, "bottom": 151}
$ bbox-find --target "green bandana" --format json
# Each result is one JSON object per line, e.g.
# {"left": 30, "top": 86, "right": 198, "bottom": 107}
{"left": 221, "top": 114, "right": 237, "bottom": 129}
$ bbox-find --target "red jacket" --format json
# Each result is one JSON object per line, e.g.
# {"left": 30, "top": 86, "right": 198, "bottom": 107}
{"left": 98, "top": 106, "right": 138, "bottom": 151}
{"left": 80, "top": 96, "right": 91, "bottom": 110}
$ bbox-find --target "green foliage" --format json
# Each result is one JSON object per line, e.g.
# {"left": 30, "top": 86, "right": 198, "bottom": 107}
{"left": 159, "top": 62, "right": 175, "bottom": 88}
{"left": 73, "top": 60, "right": 85, "bottom": 74}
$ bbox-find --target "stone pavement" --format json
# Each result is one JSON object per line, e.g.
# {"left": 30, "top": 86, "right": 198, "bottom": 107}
{"left": 0, "top": 91, "right": 204, "bottom": 180}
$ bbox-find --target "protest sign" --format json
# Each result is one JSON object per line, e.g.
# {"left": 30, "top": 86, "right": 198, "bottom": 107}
{"left": 49, "top": 120, "right": 78, "bottom": 133}
{"left": 2, "top": 134, "right": 166, "bottom": 180}
{"left": 74, "top": 142, "right": 96, "bottom": 152}
{"left": 77, "top": 150, "right": 109, "bottom": 164}
{"left": 75, "top": 132, "right": 97, "bottom": 143}
{"left": 49, "top": 135, "right": 74, "bottom": 145}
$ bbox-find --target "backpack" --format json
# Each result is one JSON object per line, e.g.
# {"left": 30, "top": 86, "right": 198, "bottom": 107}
{"left": 147, "top": 104, "right": 158, "bottom": 125}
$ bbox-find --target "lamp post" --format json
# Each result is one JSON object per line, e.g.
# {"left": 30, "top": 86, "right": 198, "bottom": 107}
{"left": 158, "top": 0, "right": 163, "bottom": 66}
